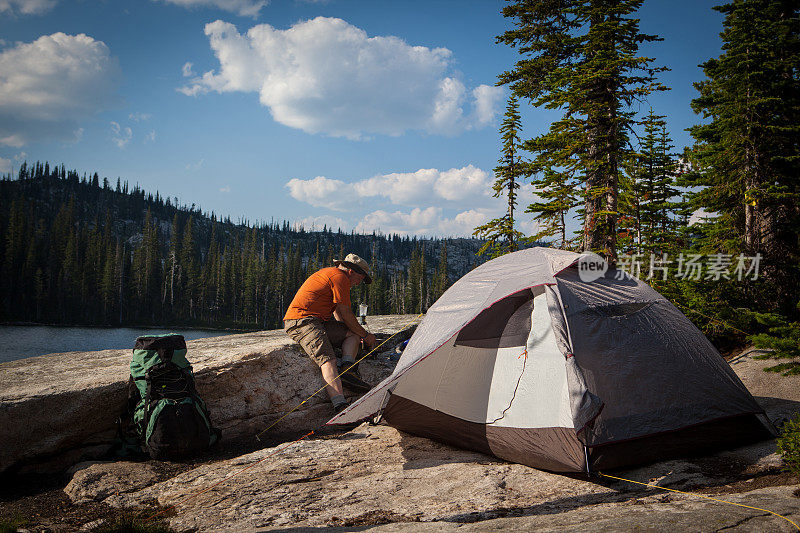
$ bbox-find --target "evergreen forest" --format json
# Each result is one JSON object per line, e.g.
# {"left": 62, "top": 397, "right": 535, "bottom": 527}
{"left": 0, "top": 162, "right": 481, "bottom": 330}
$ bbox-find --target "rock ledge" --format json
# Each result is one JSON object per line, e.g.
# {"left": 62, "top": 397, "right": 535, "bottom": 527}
{"left": 0, "top": 315, "right": 417, "bottom": 474}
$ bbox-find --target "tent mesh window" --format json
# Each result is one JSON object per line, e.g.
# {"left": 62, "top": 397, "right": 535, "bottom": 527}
{"left": 454, "top": 288, "right": 540, "bottom": 349}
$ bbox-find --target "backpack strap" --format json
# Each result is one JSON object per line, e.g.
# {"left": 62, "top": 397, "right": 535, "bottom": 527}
{"left": 115, "top": 375, "right": 141, "bottom": 440}
{"left": 142, "top": 370, "right": 154, "bottom": 443}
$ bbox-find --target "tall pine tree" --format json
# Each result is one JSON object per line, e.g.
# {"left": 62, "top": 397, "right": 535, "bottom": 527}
{"left": 688, "top": 0, "right": 800, "bottom": 315}
{"left": 619, "top": 109, "right": 680, "bottom": 254}
{"left": 498, "top": 0, "right": 668, "bottom": 261}
{"left": 474, "top": 94, "right": 527, "bottom": 257}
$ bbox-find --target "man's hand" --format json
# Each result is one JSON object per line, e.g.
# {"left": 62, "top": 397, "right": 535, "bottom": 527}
{"left": 334, "top": 302, "right": 372, "bottom": 343}
{"left": 362, "top": 332, "right": 377, "bottom": 350}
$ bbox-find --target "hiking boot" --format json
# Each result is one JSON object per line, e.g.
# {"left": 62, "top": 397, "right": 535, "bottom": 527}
{"left": 338, "top": 361, "right": 372, "bottom": 393}
{"left": 328, "top": 402, "right": 360, "bottom": 432}
{"left": 333, "top": 400, "right": 350, "bottom": 414}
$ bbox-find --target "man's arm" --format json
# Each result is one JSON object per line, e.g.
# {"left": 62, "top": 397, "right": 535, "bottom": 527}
{"left": 334, "top": 303, "right": 377, "bottom": 348}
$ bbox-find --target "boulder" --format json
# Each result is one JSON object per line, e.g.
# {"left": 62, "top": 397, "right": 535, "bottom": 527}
{"left": 0, "top": 315, "right": 418, "bottom": 474}
{"left": 65, "top": 350, "right": 800, "bottom": 532}
{"left": 91, "top": 422, "right": 799, "bottom": 532}
{"left": 64, "top": 461, "right": 159, "bottom": 503}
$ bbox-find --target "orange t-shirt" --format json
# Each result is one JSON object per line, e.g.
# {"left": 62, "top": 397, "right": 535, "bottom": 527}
{"left": 284, "top": 267, "right": 352, "bottom": 321}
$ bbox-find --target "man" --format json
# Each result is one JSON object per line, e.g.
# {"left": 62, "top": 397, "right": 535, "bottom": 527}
{"left": 283, "top": 253, "right": 377, "bottom": 413}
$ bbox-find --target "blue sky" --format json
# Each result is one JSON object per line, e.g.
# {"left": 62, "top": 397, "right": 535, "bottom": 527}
{"left": 0, "top": 0, "right": 724, "bottom": 237}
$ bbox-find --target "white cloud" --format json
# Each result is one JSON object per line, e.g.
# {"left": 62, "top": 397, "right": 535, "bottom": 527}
{"left": 286, "top": 176, "right": 356, "bottom": 211}
{"left": 157, "top": 0, "right": 267, "bottom": 18}
{"left": 433, "top": 165, "right": 491, "bottom": 202}
{"left": 439, "top": 209, "right": 492, "bottom": 237}
{"left": 181, "top": 18, "right": 499, "bottom": 139}
{"left": 516, "top": 182, "right": 542, "bottom": 209}
{"left": 1, "top": 152, "right": 32, "bottom": 175}
{"left": 284, "top": 164, "right": 528, "bottom": 237}
{"left": 0, "top": 0, "right": 57, "bottom": 15}
{"left": 354, "top": 207, "right": 494, "bottom": 237}
{"left": 356, "top": 207, "right": 441, "bottom": 236}
{"left": 291, "top": 165, "right": 491, "bottom": 209}
{"left": 182, "top": 61, "right": 195, "bottom": 77}
{"left": 518, "top": 217, "right": 542, "bottom": 237}
{"left": 472, "top": 85, "right": 504, "bottom": 127}
{"left": 219, "top": 185, "right": 230, "bottom": 192}
{"left": 0, "top": 33, "right": 121, "bottom": 146}
{"left": 427, "top": 77, "right": 466, "bottom": 135}
{"left": 145, "top": 130, "right": 156, "bottom": 143}
{"left": 110, "top": 121, "right": 132, "bottom": 148}
{"left": 129, "top": 112, "right": 152, "bottom": 122}
{"left": 354, "top": 169, "right": 439, "bottom": 205}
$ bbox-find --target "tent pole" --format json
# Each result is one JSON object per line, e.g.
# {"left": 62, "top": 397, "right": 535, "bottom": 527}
{"left": 584, "top": 445, "right": 591, "bottom": 476}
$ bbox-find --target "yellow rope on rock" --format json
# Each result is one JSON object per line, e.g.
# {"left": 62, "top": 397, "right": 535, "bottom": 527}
{"left": 255, "top": 313, "right": 424, "bottom": 441}
{"left": 598, "top": 472, "right": 799, "bottom": 531}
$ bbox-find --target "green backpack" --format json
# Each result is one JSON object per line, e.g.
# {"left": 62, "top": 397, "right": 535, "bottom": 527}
{"left": 123, "top": 334, "right": 220, "bottom": 459}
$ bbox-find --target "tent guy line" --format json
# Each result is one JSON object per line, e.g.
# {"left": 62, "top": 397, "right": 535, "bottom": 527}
{"left": 146, "top": 314, "right": 427, "bottom": 524}
{"left": 141, "top": 427, "right": 799, "bottom": 530}
{"left": 598, "top": 472, "right": 800, "bottom": 531}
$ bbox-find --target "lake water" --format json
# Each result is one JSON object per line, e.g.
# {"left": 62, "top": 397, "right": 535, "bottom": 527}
{"left": 0, "top": 325, "right": 240, "bottom": 363}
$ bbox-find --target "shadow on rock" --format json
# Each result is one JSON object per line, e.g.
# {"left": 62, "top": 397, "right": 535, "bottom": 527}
{"left": 397, "top": 431, "right": 495, "bottom": 471}
{"left": 256, "top": 509, "right": 421, "bottom": 532}
{"left": 438, "top": 488, "right": 629, "bottom": 524}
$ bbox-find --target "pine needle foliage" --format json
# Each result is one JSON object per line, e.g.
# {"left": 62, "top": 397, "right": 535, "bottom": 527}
{"left": 475, "top": 94, "right": 528, "bottom": 258}
{"left": 526, "top": 167, "right": 581, "bottom": 250}
{"left": 687, "top": 0, "right": 800, "bottom": 316}
{"left": 776, "top": 413, "right": 800, "bottom": 476}
{"left": 0, "top": 164, "right": 471, "bottom": 329}
{"left": 618, "top": 109, "right": 681, "bottom": 254}
{"left": 749, "top": 309, "right": 800, "bottom": 375}
{"left": 497, "top": 0, "right": 668, "bottom": 262}
{"left": 0, "top": 515, "right": 29, "bottom": 533}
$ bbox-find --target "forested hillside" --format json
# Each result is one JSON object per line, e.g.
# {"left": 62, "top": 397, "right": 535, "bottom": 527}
{"left": 0, "top": 162, "right": 486, "bottom": 329}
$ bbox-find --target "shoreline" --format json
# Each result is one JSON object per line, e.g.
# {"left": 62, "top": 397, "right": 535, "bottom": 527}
{"left": 0, "top": 321, "right": 258, "bottom": 333}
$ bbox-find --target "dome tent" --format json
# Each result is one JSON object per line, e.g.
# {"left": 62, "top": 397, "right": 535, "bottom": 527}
{"left": 329, "top": 247, "right": 775, "bottom": 472}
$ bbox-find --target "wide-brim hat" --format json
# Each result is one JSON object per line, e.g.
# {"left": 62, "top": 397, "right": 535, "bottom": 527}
{"left": 334, "top": 253, "right": 373, "bottom": 284}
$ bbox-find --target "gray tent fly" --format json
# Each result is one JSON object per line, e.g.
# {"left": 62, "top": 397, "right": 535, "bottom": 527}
{"left": 329, "top": 247, "right": 775, "bottom": 472}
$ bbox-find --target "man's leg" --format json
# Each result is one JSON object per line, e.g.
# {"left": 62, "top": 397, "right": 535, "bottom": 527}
{"left": 285, "top": 318, "right": 348, "bottom": 409}
{"left": 320, "top": 359, "right": 345, "bottom": 399}
{"left": 341, "top": 330, "right": 360, "bottom": 365}
{"left": 323, "top": 320, "right": 371, "bottom": 393}
{"left": 338, "top": 329, "right": 372, "bottom": 392}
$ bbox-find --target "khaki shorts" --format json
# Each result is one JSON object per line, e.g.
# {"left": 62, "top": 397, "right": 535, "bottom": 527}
{"left": 284, "top": 317, "right": 350, "bottom": 367}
